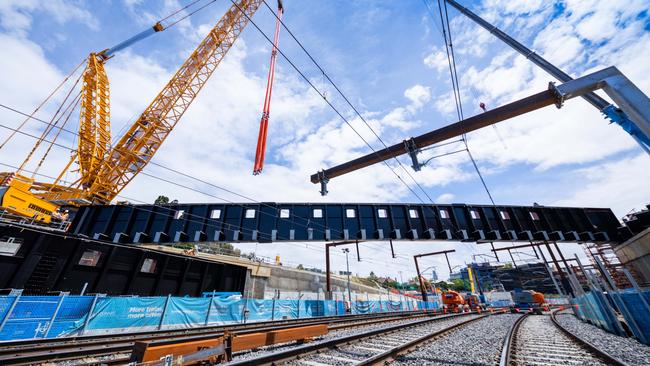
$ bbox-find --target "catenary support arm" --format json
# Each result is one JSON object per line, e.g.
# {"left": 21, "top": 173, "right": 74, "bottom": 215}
{"left": 311, "top": 66, "right": 650, "bottom": 189}
{"left": 445, "top": 0, "right": 650, "bottom": 154}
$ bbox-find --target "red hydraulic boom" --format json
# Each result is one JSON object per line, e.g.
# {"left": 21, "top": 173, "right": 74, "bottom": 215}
{"left": 253, "top": 0, "right": 284, "bottom": 175}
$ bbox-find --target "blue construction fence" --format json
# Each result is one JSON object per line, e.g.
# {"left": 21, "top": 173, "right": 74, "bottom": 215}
{"left": 0, "top": 295, "right": 440, "bottom": 341}
{"left": 571, "top": 288, "right": 650, "bottom": 344}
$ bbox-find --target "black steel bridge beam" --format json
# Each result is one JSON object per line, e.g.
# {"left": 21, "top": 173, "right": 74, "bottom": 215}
{"left": 70, "top": 202, "right": 623, "bottom": 245}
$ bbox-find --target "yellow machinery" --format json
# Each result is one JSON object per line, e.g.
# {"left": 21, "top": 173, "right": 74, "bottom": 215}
{"left": 0, "top": 173, "right": 58, "bottom": 223}
{"left": 0, "top": 0, "right": 263, "bottom": 223}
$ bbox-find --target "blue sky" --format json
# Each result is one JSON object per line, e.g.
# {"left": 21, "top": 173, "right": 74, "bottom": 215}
{"left": 1, "top": 0, "right": 649, "bottom": 280}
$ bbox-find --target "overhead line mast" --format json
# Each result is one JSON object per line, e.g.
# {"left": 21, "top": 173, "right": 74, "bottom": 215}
{"left": 253, "top": 0, "right": 284, "bottom": 175}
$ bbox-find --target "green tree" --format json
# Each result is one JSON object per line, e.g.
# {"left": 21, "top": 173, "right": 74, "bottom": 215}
{"left": 451, "top": 279, "right": 470, "bottom": 291}
{"left": 434, "top": 281, "right": 450, "bottom": 290}
{"left": 297, "top": 264, "right": 305, "bottom": 270}
{"left": 154, "top": 195, "right": 169, "bottom": 205}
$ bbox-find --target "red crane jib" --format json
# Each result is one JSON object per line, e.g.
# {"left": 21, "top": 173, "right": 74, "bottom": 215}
{"left": 253, "top": 4, "right": 283, "bottom": 175}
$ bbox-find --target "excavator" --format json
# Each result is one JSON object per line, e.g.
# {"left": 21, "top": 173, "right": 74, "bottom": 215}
{"left": 0, "top": 0, "right": 264, "bottom": 223}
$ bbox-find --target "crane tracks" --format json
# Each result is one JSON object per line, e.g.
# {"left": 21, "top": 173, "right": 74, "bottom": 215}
{"left": 500, "top": 311, "right": 630, "bottom": 366}
{"left": 228, "top": 312, "right": 488, "bottom": 366}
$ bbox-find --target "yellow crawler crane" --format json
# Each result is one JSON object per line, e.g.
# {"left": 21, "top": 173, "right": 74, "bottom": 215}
{"left": 0, "top": 0, "right": 263, "bottom": 223}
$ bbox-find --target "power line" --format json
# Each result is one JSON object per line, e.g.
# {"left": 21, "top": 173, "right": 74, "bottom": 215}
{"left": 423, "top": 0, "right": 496, "bottom": 208}
{"left": 0, "top": 106, "right": 356, "bottom": 239}
{"left": 232, "top": 0, "right": 432, "bottom": 204}
{"left": 259, "top": 0, "right": 437, "bottom": 205}
{"left": 0, "top": 120, "right": 344, "bottom": 240}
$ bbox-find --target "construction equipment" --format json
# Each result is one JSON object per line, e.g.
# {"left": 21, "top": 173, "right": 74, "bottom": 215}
{"left": 464, "top": 293, "right": 482, "bottom": 311}
{"left": 442, "top": 290, "right": 465, "bottom": 312}
{"left": 0, "top": 0, "right": 263, "bottom": 223}
{"left": 510, "top": 289, "right": 545, "bottom": 315}
{"left": 253, "top": 0, "right": 284, "bottom": 175}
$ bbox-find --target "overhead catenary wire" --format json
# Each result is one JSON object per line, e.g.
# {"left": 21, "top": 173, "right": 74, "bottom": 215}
{"left": 252, "top": 0, "right": 435, "bottom": 204}
{"left": 0, "top": 120, "right": 328, "bottom": 240}
{"left": 240, "top": 1, "right": 485, "bottom": 259}
{"left": 0, "top": 59, "right": 85, "bottom": 151}
{"left": 0, "top": 106, "right": 350, "bottom": 236}
{"left": 426, "top": 0, "right": 496, "bottom": 207}
{"left": 32, "top": 93, "right": 82, "bottom": 178}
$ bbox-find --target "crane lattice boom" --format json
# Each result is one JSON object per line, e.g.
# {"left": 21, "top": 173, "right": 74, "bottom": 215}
{"left": 78, "top": 53, "right": 111, "bottom": 189}
{"left": 88, "top": 0, "right": 263, "bottom": 203}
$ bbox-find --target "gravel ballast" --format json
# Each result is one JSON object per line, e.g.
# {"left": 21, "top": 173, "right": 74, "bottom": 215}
{"left": 555, "top": 310, "right": 650, "bottom": 365}
{"left": 393, "top": 313, "right": 521, "bottom": 366}
{"left": 230, "top": 313, "right": 481, "bottom": 363}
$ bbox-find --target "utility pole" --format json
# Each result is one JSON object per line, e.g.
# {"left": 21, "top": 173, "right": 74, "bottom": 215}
{"left": 325, "top": 240, "right": 359, "bottom": 299}
{"left": 343, "top": 248, "right": 352, "bottom": 303}
{"left": 414, "top": 249, "right": 456, "bottom": 302}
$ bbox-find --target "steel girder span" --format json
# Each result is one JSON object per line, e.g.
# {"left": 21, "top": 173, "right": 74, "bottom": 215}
{"left": 70, "top": 203, "right": 622, "bottom": 245}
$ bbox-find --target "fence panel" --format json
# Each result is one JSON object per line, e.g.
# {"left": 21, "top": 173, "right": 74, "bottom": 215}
{"left": 272, "top": 300, "right": 299, "bottom": 320}
{"left": 207, "top": 297, "right": 245, "bottom": 324}
{"left": 84, "top": 297, "right": 167, "bottom": 335}
{"left": 0, "top": 296, "right": 423, "bottom": 340}
{"left": 0, "top": 296, "right": 61, "bottom": 340}
{"left": 47, "top": 296, "right": 94, "bottom": 337}
{"left": 162, "top": 297, "right": 210, "bottom": 329}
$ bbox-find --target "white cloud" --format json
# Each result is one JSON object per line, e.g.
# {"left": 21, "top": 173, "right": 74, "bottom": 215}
{"left": 404, "top": 84, "right": 431, "bottom": 111}
{"left": 423, "top": 48, "right": 448, "bottom": 73}
{"left": 0, "top": 0, "right": 98, "bottom": 37}
{"left": 553, "top": 154, "right": 650, "bottom": 217}
{"left": 435, "top": 193, "right": 455, "bottom": 203}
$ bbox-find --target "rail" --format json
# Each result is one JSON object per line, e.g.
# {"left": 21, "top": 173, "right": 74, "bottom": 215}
{"left": 0, "top": 310, "right": 433, "bottom": 365}
{"left": 499, "top": 309, "right": 630, "bottom": 366}
{"left": 549, "top": 309, "right": 630, "bottom": 366}
{"left": 226, "top": 311, "right": 490, "bottom": 366}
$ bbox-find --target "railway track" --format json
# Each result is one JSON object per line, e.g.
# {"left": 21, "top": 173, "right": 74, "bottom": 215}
{"left": 227, "top": 311, "right": 488, "bottom": 366}
{"left": 0, "top": 310, "right": 433, "bottom": 365}
{"left": 499, "top": 310, "right": 630, "bottom": 366}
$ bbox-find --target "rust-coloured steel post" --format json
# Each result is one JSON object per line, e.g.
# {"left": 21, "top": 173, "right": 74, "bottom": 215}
{"left": 507, "top": 249, "right": 518, "bottom": 268}
{"left": 553, "top": 242, "right": 572, "bottom": 272}
{"left": 544, "top": 241, "right": 568, "bottom": 285}
{"left": 443, "top": 252, "right": 452, "bottom": 273}
{"left": 324, "top": 240, "right": 360, "bottom": 299}
{"left": 325, "top": 244, "right": 331, "bottom": 298}
{"left": 356, "top": 240, "right": 360, "bottom": 261}
{"left": 490, "top": 242, "right": 500, "bottom": 262}
{"left": 414, "top": 256, "right": 427, "bottom": 302}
